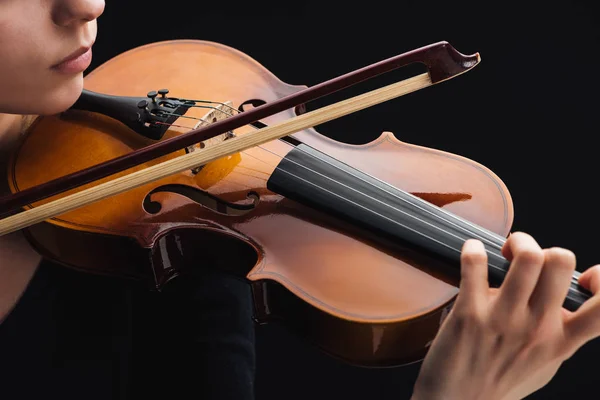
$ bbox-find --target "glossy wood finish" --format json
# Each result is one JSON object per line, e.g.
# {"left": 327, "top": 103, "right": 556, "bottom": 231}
{"left": 8, "top": 40, "right": 513, "bottom": 366}
{"left": 0, "top": 41, "right": 479, "bottom": 213}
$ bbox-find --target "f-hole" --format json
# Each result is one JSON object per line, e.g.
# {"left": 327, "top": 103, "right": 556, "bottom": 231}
{"left": 143, "top": 184, "right": 259, "bottom": 216}
{"left": 239, "top": 99, "right": 268, "bottom": 129}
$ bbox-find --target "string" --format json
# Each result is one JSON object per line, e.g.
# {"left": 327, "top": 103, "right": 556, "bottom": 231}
{"left": 77, "top": 90, "right": 590, "bottom": 294}
{"left": 256, "top": 141, "right": 504, "bottom": 247}
{"left": 301, "top": 146, "right": 505, "bottom": 246}
{"left": 157, "top": 113, "right": 208, "bottom": 121}
{"left": 199, "top": 105, "right": 584, "bottom": 292}
{"left": 1, "top": 89, "right": 586, "bottom": 295}
{"left": 277, "top": 167, "right": 507, "bottom": 269}
{"left": 153, "top": 122, "right": 192, "bottom": 129}
{"left": 168, "top": 98, "right": 508, "bottom": 253}
{"left": 164, "top": 102, "right": 582, "bottom": 292}
{"left": 111, "top": 96, "right": 580, "bottom": 290}
{"left": 147, "top": 100, "right": 241, "bottom": 129}
{"left": 277, "top": 157, "right": 506, "bottom": 262}
{"left": 275, "top": 144, "right": 585, "bottom": 291}
{"left": 256, "top": 138, "right": 586, "bottom": 291}
{"left": 179, "top": 99, "right": 241, "bottom": 114}
{"left": 274, "top": 165, "right": 584, "bottom": 301}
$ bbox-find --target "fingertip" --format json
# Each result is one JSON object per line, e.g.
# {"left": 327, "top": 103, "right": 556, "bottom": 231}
{"left": 501, "top": 232, "right": 517, "bottom": 260}
{"left": 544, "top": 247, "right": 577, "bottom": 272}
{"left": 501, "top": 247, "right": 511, "bottom": 261}
{"left": 458, "top": 239, "right": 489, "bottom": 305}
{"left": 463, "top": 238, "right": 484, "bottom": 251}
{"left": 460, "top": 239, "right": 488, "bottom": 275}
{"left": 501, "top": 231, "right": 543, "bottom": 262}
{"left": 578, "top": 265, "right": 600, "bottom": 294}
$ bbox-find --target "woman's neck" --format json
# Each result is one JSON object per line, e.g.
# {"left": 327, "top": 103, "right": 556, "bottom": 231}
{"left": 0, "top": 114, "right": 28, "bottom": 196}
{"left": 0, "top": 113, "right": 22, "bottom": 138}
{"left": 0, "top": 113, "right": 42, "bottom": 325}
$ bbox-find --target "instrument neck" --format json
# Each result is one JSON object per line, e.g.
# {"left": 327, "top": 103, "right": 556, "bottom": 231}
{"left": 266, "top": 143, "right": 589, "bottom": 311}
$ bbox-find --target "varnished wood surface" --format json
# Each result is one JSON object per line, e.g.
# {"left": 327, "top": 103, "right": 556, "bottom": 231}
{"left": 8, "top": 40, "right": 513, "bottom": 365}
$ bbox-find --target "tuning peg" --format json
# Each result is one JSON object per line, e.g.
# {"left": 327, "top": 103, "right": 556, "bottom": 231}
{"left": 158, "top": 88, "right": 169, "bottom": 98}
{"left": 137, "top": 99, "right": 149, "bottom": 111}
{"left": 147, "top": 91, "right": 158, "bottom": 102}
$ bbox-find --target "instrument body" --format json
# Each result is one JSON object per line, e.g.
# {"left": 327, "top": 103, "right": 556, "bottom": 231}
{"left": 8, "top": 40, "right": 513, "bottom": 366}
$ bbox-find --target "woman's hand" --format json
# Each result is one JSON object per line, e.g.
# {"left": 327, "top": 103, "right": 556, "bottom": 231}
{"left": 411, "top": 232, "right": 600, "bottom": 400}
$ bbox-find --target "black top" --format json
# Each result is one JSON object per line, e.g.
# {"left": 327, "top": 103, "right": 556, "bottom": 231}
{"left": 0, "top": 259, "right": 256, "bottom": 400}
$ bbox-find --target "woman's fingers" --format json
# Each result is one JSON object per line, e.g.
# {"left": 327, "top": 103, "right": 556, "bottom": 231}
{"left": 576, "top": 265, "right": 600, "bottom": 293}
{"left": 565, "top": 265, "right": 600, "bottom": 348}
{"left": 497, "top": 232, "right": 545, "bottom": 312}
{"left": 415, "top": 232, "right": 597, "bottom": 400}
{"left": 455, "top": 233, "right": 600, "bottom": 358}
{"left": 528, "top": 247, "right": 576, "bottom": 318}
{"left": 455, "top": 239, "right": 489, "bottom": 310}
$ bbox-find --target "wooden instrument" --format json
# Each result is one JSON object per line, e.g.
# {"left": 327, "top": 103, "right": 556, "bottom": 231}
{"left": 1, "top": 40, "right": 590, "bottom": 367}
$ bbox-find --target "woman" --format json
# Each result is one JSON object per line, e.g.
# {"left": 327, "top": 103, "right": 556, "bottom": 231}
{"left": 1, "top": 1, "right": 600, "bottom": 399}
{"left": 0, "top": 4, "right": 255, "bottom": 399}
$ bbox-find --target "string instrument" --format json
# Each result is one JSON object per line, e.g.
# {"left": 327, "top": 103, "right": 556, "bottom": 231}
{"left": 0, "top": 40, "right": 591, "bottom": 367}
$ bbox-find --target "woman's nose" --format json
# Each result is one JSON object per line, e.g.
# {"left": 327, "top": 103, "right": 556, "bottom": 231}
{"left": 52, "top": 0, "right": 105, "bottom": 27}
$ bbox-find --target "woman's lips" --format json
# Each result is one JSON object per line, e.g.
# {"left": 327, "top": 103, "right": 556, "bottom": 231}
{"left": 51, "top": 47, "right": 93, "bottom": 74}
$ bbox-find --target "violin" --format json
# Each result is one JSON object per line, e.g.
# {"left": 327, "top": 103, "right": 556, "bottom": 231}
{"left": 0, "top": 40, "right": 591, "bottom": 367}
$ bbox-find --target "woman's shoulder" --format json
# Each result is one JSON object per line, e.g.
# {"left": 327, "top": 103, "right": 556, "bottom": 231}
{"left": 0, "top": 232, "right": 40, "bottom": 324}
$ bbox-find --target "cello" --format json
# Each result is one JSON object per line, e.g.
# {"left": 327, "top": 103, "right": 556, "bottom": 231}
{"left": 0, "top": 40, "right": 591, "bottom": 367}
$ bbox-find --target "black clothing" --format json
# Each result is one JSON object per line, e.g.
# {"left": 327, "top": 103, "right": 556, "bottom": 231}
{"left": 0, "top": 259, "right": 256, "bottom": 400}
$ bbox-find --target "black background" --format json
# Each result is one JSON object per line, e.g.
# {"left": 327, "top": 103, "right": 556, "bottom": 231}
{"left": 89, "top": 1, "right": 598, "bottom": 398}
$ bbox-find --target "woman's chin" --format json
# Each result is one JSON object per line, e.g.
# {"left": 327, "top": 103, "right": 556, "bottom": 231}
{"left": 40, "top": 77, "right": 85, "bottom": 115}
{"left": 1, "top": 74, "right": 86, "bottom": 116}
